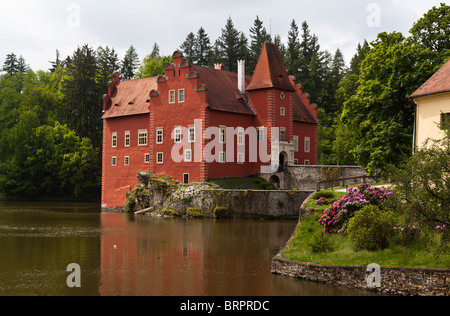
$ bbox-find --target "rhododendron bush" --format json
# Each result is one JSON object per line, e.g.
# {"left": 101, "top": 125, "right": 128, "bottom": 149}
{"left": 319, "top": 184, "right": 394, "bottom": 234}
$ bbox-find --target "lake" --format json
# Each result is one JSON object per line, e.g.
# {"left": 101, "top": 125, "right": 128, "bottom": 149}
{"left": 0, "top": 201, "right": 374, "bottom": 296}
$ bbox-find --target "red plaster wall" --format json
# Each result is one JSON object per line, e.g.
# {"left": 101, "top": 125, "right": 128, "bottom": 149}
{"left": 207, "top": 110, "right": 258, "bottom": 179}
{"left": 293, "top": 121, "right": 318, "bottom": 165}
{"left": 149, "top": 55, "right": 206, "bottom": 184}
{"left": 102, "top": 114, "right": 150, "bottom": 208}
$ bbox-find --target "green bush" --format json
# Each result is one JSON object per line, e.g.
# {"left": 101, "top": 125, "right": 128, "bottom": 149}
{"left": 312, "top": 190, "right": 336, "bottom": 200}
{"left": 308, "top": 231, "right": 335, "bottom": 253}
{"left": 347, "top": 205, "right": 396, "bottom": 251}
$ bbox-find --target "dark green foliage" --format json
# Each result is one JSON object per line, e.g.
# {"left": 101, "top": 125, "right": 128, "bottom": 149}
{"left": 308, "top": 231, "right": 335, "bottom": 253}
{"left": 390, "top": 120, "right": 450, "bottom": 236}
{"left": 62, "top": 44, "right": 103, "bottom": 148}
{"left": 216, "top": 17, "right": 240, "bottom": 72}
{"left": 120, "top": 45, "right": 139, "bottom": 80}
{"left": 347, "top": 205, "right": 396, "bottom": 251}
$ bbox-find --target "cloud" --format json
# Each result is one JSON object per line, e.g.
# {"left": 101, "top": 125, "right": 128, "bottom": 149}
{"left": 0, "top": 0, "right": 444, "bottom": 72}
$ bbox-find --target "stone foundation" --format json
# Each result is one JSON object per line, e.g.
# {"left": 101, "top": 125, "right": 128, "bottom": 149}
{"left": 271, "top": 255, "right": 449, "bottom": 296}
{"left": 121, "top": 173, "right": 314, "bottom": 219}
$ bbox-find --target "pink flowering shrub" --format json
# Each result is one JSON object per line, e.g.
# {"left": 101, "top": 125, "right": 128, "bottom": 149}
{"left": 318, "top": 184, "right": 394, "bottom": 234}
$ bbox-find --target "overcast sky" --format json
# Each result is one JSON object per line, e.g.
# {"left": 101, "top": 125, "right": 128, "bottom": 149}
{"left": 0, "top": 0, "right": 444, "bottom": 72}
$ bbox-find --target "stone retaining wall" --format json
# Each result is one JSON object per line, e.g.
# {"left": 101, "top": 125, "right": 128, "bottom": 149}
{"left": 198, "top": 189, "right": 313, "bottom": 219}
{"left": 271, "top": 255, "right": 449, "bottom": 296}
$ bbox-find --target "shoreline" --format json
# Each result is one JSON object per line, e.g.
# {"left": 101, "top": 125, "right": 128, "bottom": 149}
{"left": 271, "top": 194, "right": 450, "bottom": 296}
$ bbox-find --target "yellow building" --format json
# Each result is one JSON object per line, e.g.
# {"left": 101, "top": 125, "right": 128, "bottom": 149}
{"left": 411, "top": 59, "right": 450, "bottom": 151}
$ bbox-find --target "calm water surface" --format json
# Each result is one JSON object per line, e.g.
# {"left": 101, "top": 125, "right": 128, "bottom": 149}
{"left": 0, "top": 201, "right": 374, "bottom": 296}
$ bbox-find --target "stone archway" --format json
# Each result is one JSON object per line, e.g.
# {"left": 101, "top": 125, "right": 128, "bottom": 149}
{"left": 269, "top": 175, "right": 280, "bottom": 189}
{"left": 279, "top": 151, "right": 288, "bottom": 171}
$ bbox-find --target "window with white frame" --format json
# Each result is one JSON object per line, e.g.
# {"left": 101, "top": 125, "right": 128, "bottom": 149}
{"left": 112, "top": 156, "right": 117, "bottom": 166}
{"left": 169, "top": 90, "right": 176, "bottom": 104}
{"left": 145, "top": 153, "right": 150, "bottom": 164}
{"left": 125, "top": 131, "right": 130, "bottom": 147}
{"left": 124, "top": 156, "right": 130, "bottom": 166}
{"left": 280, "top": 107, "right": 286, "bottom": 116}
{"left": 219, "top": 126, "right": 226, "bottom": 144}
{"left": 219, "top": 152, "right": 226, "bottom": 163}
{"left": 294, "top": 159, "right": 299, "bottom": 165}
{"left": 237, "top": 152, "right": 244, "bottom": 164}
{"left": 293, "top": 136, "right": 299, "bottom": 152}
{"left": 157, "top": 152, "right": 164, "bottom": 164}
{"left": 174, "top": 127, "right": 182, "bottom": 143}
{"left": 304, "top": 137, "right": 311, "bottom": 153}
{"left": 185, "top": 149, "right": 192, "bottom": 162}
{"left": 304, "top": 159, "right": 310, "bottom": 166}
{"left": 112, "top": 132, "right": 117, "bottom": 148}
{"left": 138, "top": 130, "right": 148, "bottom": 146}
{"left": 188, "top": 126, "right": 195, "bottom": 143}
{"left": 178, "top": 89, "right": 185, "bottom": 103}
{"left": 237, "top": 127, "right": 244, "bottom": 145}
{"left": 280, "top": 128, "right": 286, "bottom": 142}
{"left": 156, "top": 128, "right": 163, "bottom": 144}
{"left": 257, "top": 127, "right": 265, "bottom": 142}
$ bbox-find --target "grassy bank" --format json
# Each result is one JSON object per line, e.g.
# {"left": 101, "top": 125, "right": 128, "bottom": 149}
{"left": 282, "top": 189, "right": 450, "bottom": 269}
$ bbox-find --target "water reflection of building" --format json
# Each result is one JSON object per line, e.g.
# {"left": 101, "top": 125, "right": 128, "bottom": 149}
{"left": 100, "top": 213, "right": 206, "bottom": 296}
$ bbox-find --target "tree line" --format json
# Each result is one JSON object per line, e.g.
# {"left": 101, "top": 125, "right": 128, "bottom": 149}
{"left": 0, "top": 4, "right": 448, "bottom": 200}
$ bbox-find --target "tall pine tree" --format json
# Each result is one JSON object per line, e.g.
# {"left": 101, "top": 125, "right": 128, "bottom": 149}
{"left": 97, "top": 46, "right": 119, "bottom": 94}
{"left": 2, "top": 53, "right": 19, "bottom": 76}
{"left": 286, "top": 20, "right": 300, "bottom": 76}
{"left": 249, "top": 16, "right": 271, "bottom": 73}
{"left": 180, "top": 32, "right": 196, "bottom": 64}
{"left": 62, "top": 44, "right": 102, "bottom": 148}
{"left": 194, "top": 27, "right": 211, "bottom": 67}
{"left": 120, "top": 45, "right": 139, "bottom": 80}
{"left": 216, "top": 17, "right": 240, "bottom": 72}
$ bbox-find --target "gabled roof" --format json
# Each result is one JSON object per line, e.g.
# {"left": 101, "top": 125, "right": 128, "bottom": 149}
{"left": 102, "top": 77, "right": 157, "bottom": 119}
{"left": 292, "top": 93, "right": 318, "bottom": 124}
{"left": 246, "top": 42, "right": 296, "bottom": 92}
{"left": 192, "top": 65, "right": 255, "bottom": 115}
{"left": 410, "top": 59, "right": 450, "bottom": 99}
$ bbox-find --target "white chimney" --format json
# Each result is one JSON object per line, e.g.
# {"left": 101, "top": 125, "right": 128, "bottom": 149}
{"left": 214, "top": 63, "right": 222, "bottom": 70}
{"left": 238, "top": 60, "right": 245, "bottom": 94}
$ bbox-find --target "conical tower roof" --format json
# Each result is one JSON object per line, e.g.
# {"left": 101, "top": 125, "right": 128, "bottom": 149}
{"left": 246, "top": 42, "right": 296, "bottom": 92}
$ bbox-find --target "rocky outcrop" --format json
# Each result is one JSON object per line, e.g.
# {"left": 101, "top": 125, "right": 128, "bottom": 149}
{"left": 122, "top": 173, "right": 313, "bottom": 219}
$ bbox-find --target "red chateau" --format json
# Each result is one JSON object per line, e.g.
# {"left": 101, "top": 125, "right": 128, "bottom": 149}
{"left": 101, "top": 42, "right": 319, "bottom": 209}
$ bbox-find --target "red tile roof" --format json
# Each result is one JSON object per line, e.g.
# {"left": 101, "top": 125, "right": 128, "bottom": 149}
{"left": 410, "top": 59, "right": 450, "bottom": 99}
{"left": 292, "top": 93, "right": 318, "bottom": 123}
{"left": 102, "top": 77, "right": 157, "bottom": 119}
{"left": 246, "top": 42, "right": 296, "bottom": 92}
{"left": 192, "top": 65, "right": 255, "bottom": 115}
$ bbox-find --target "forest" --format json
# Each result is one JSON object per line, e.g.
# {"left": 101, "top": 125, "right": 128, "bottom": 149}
{"left": 0, "top": 4, "right": 448, "bottom": 201}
